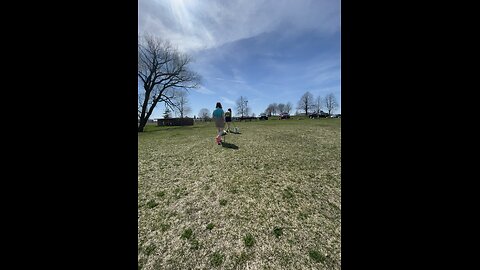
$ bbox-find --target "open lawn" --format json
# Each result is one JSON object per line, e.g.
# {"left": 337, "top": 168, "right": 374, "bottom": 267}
{"left": 138, "top": 117, "right": 341, "bottom": 269}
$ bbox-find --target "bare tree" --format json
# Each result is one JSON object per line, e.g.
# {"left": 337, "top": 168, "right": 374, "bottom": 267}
{"left": 236, "top": 96, "right": 249, "bottom": 118}
{"left": 314, "top": 95, "right": 322, "bottom": 114}
{"left": 271, "top": 103, "right": 278, "bottom": 116}
{"left": 285, "top": 102, "right": 293, "bottom": 114}
{"left": 172, "top": 90, "right": 191, "bottom": 118}
{"left": 138, "top": 92, "right": 145, "bottom": 121}
{"left": 266, "top": 102, "right": 290, "bottom": 115}
{"left": 297, "top": 91, "right": 315, "bottom": 115}
{"left": 198, "top": 108, "right": 210, "bottom": 120}
{"left": 265, "top": 104, "right": 273, "bottom": 116}
{"left": 138, "top": 34, "right": 200, "bottom": 132}
{"left": 324, "top": 93, "right": 339, "bottom": 116}
{"left": 267, "top": 103, "right": 276, "bottom": 115}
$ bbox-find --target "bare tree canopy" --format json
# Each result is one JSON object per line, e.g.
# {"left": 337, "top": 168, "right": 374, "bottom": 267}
{"left": 198, "top": 108, "right": 210, "bottom": 119}
{"left": 297, "top": 91, "right": 315, "bottom": 115}
{"left": 265, "top": 104, "right": 273, "bottom": 116}
{"left": 266, "top": 102, "right": 291, "bottom": 115}
{"left": 172, "top": 90, "right": 191, "bottom": 118}
{"left": 271, "top": 103, "right": 278, "bottom": 116}
{"left": 236, "top": 96, "right": 250, "bottom": 118}
{"left": 324, "top": 93, "right": 339, "bottom": 116}
{"left": 314, "top": 95, "right": 322, "bottom": 114}
{"left": 137, "top": 34, "right": 201, "bottom": 132}
{"left": 285, "top": 102, "right": 293, "bottom": 114}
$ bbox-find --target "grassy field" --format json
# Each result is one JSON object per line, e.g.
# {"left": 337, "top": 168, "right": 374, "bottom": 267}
{"left": 138, "top": 117, "right": 341, "bottom": 269}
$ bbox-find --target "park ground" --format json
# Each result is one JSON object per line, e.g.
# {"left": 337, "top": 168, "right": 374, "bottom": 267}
{"left": 138, "top": 117, "right": 341, "bottom": 269}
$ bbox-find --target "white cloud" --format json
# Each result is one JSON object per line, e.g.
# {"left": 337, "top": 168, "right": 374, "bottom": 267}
{"left": 194, "top": 86, "right": 215, "bottom": 95}
{"left": 139, "top": 0, "right": 340, "bottom": 52}
{"left": 221, "top": 96, "right": 235, "bottom": 105}
{"left": 215, "top": 77, "right": 245, "bottom": 84}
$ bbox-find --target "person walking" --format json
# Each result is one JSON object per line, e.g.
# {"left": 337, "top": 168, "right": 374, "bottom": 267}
{"left": 212, "top": 102, "right": 225, "bottom": 145}
{"left": 225, "top": 108, "right": 233, "bottom": 132}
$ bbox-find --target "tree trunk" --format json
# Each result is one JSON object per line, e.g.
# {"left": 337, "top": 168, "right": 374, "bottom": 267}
{"left": 138, "top": 117, "right": 148, "bottom": 132}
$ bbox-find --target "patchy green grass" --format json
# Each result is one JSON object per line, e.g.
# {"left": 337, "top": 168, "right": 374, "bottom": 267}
{"left": 244, "top": 233, "right": 256, "bottom": 247}
{"left": 234, "top": 251, "right": 252, "bottom": 268}
{"left": 210, "top": 251, "right": 224, "bottom": 267}
{"left": 190, "top": 239, "right": 200, "bottom": 250}
{"left": 219, "top": 199, "right": 227, "bottom": 206}
{"left": 159, "top": 223, "right": 170, "bottom": 232}
{"left": 145, "top": 200, "right": 158, "bottom": 209}
{"left": 143, "top": 243, "right": 156, "bottom": 256}
{"left": 282, "top": 186, "right": 295, "bottom": 199}
{"left": 138, "top": 118, "right": 341, "bottom": 269}
{"left": 309, "top": 249, "right": 326, "bottom": 263}
{"left": 273, "top": 227, "right": 283, "bottom": 238}
{"left": 180, "top": 228, "right": 193, "bottom": 240}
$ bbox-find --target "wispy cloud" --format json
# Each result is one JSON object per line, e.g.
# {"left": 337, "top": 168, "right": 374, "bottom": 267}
{"left": 221, "top": 96, "right": 235, "bottom": 105}
{"left": 194, "top": 86, "right": 215, "bottom": 95}
{"left": 215, "top": 77, "right": 246, "bottom": 84}
{"left": 139, "top": 0, "right": 340, "bottom": 52}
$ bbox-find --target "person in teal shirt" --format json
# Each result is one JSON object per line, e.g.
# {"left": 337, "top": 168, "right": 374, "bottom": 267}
{"left": 212, "top": 102, "right": 225, "bottom": 145}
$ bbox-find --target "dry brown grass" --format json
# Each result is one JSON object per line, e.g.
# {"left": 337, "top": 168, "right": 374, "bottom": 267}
{"left": 138, "top": 119, "right": 341, "bottom": 269}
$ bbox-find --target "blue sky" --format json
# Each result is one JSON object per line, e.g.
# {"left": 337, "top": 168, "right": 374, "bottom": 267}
{"left": 139, "top": 0, "right": 340, "bottom": 118}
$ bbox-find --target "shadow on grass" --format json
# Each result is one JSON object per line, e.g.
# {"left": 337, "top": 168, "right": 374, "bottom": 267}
{"left": 221, "top": 142, "right": 239, "bottom": 150}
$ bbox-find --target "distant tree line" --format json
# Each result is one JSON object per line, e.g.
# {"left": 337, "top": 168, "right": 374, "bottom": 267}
{"left": 264, "top": 102, "right": 293, "bottom": 116}
{"left": 261, "top": 91, "right": 338, "bottom": 117}
{"left": 294, "top": 91, "right": 338, "bottom": 116}
{"left": 196, "top": 92, "right": 338, "bottom": 120}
